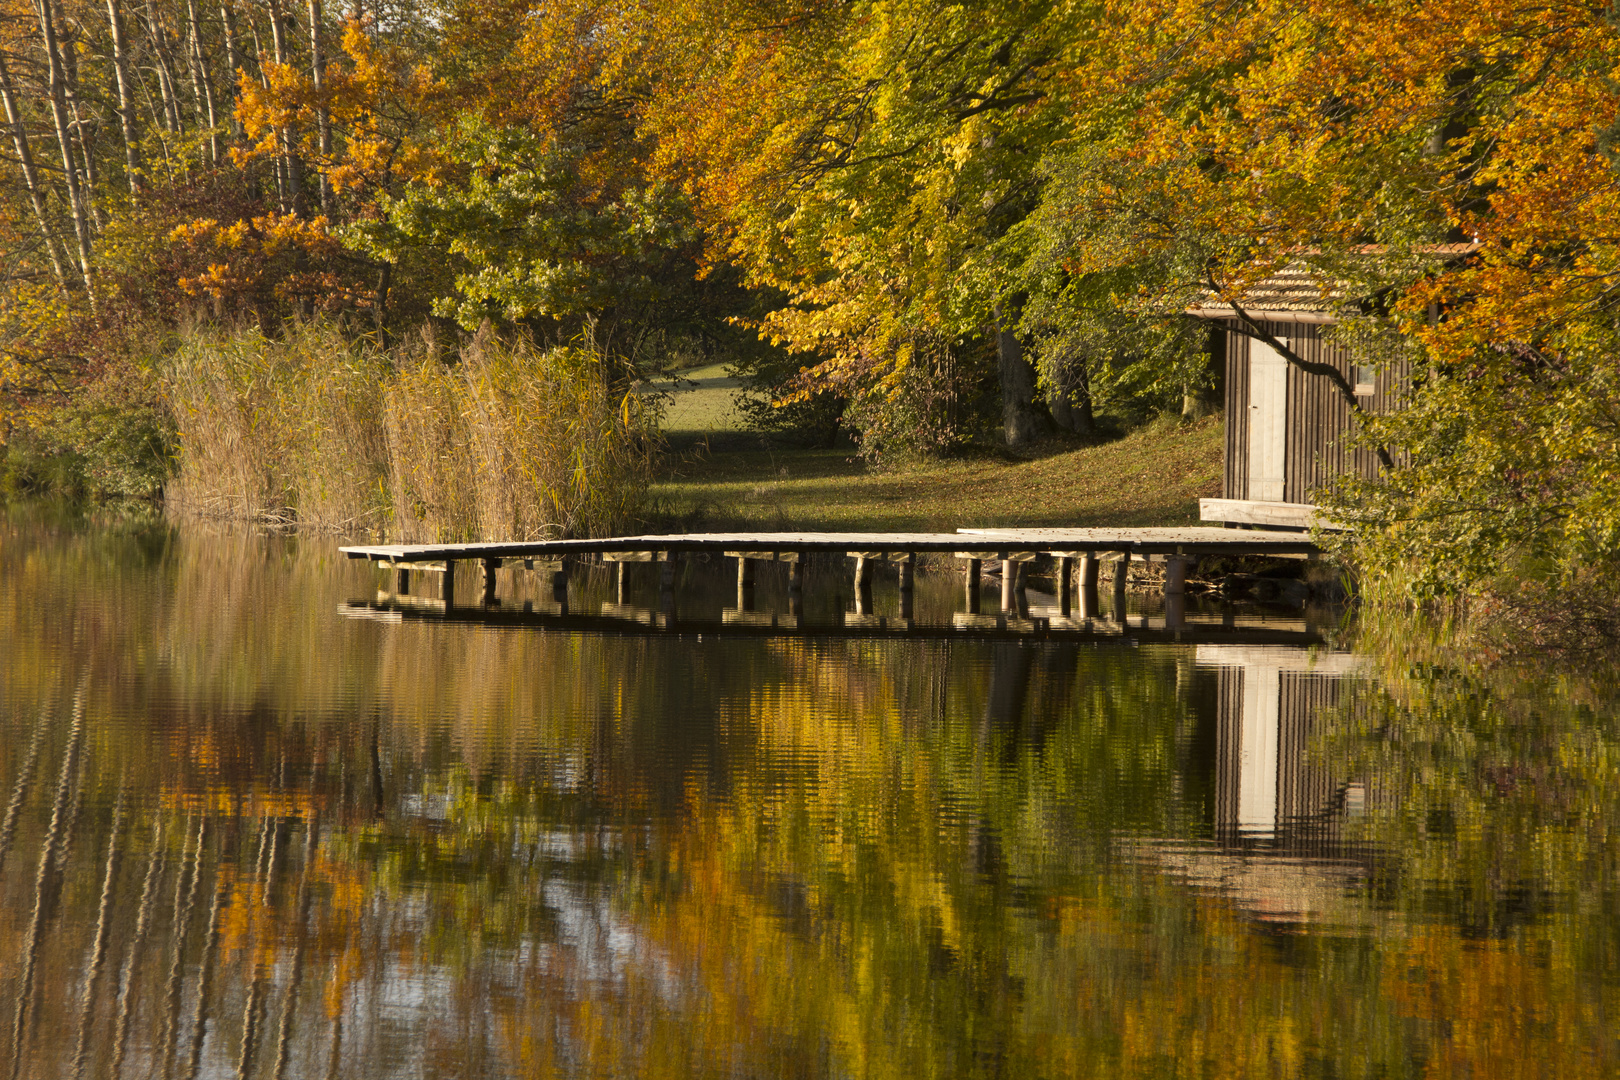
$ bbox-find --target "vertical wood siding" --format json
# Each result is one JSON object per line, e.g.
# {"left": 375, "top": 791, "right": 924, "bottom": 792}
{"left": 1219, "top": 319, "right": 1404, "bottom": 503}
{"left": 1223, "top": 331, "right": 1251, "bottom": 500}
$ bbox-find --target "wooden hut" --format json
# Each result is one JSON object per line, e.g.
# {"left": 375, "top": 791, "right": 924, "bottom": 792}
{"left": 1188, "top": 264, "right": 1398, "bottom": 530}
{"left": 1189, "top": 248, "right": 1479, "bottom": 529}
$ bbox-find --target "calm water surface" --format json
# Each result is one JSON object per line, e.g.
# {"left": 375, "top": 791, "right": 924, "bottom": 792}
{"left": 1, "top": 509, "right": 1617, "bottom": 1078}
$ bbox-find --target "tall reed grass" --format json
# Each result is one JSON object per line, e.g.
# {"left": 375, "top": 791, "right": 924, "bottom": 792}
{"left": 165, "top": 322, "right": 657, "bottom": 539}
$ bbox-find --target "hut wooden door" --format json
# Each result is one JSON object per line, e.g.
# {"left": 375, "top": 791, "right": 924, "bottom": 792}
{"left": 1247, "top": 340, "right": 1288, "bottom": 502}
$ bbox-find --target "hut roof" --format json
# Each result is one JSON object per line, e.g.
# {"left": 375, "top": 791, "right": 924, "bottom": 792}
{"left": 1186, "top": 245, "right": 1479, "bottom": 322}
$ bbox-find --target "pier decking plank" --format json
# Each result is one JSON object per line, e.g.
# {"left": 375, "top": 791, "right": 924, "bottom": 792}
{"left": 340, "top": 526, "right": 1319, "bottom": 564}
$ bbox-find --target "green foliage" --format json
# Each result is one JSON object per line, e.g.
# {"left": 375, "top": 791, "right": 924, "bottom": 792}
{"left": 0, "top": 356, "right": 175, "bottom": 503}
{"left": 1322, "top": 333, "right": 1620, "bottom": 600}
{"left": 345, "top": 118, "right": 699, "bottom": 351}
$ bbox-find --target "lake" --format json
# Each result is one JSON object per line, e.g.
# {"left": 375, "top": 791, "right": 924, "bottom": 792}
{"left": 1, "top": 507, "right": 1616, "bottom": 1078}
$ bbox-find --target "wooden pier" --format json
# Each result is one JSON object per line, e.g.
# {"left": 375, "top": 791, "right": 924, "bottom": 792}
{"left": 341, "top": 527, "right": 1320, "bottom": 628}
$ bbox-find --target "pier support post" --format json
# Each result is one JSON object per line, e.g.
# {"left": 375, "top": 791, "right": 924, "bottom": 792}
{"left": 1164, "top": 554, "right": 1189, "bottom": 597}
{"left": 1111, "top": 553, "right": 1129, "bottom": 621}
{"left": 1080, "top": 553, "right": 1100, "bottom": 620}
{"left": 898, "top": 554, "right": 915, "bottom": 619}
{"left": 853, "top": 556, "right": 873, "bottom": 615}
{"left": 616, "top": 561, "right": 628, "bottom": 604}
{"left": 965, "top": 558, "right": 982, "bottom": 614}
{"left": 551, "top": 562, "right": 569, "bottom": 607}
{"left": 1058, "top": 556, "right": 1073, "bottom": 617}
{"left": 853, "top": 555, "right": 872, "bottom": 591}
{"left": 788, "top": 556, "right": 804, "bottom": 616}
{"left": 396, "top": 567, "right": 410, "bottom": 595}
{"left": 659, "top": 552, "right": 679, "bottom": 616}
{"left": 481, "top": 558, "right": 500, "bottom": 606}
{"left": 442, "top": 560, "right": 456, "bottom": 607}
{"left": 1001, "top": 558, "right": 1019, "bottom": 613}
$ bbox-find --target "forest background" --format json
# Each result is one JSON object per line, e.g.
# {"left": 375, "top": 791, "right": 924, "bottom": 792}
{"left": 0, "top": 0, "right": 1617, "bottom": 617}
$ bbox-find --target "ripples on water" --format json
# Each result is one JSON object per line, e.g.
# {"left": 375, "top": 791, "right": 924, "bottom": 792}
{"left": 1, "top": 509, "right": 1617, "bottom": 1078}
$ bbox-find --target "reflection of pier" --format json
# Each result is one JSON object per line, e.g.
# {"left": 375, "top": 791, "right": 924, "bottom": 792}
{"left": 341, "top": 593, "right": 1328, "bottom": 645}
{"left": 343, "top": 528, "right": 1318, "bottom": 629}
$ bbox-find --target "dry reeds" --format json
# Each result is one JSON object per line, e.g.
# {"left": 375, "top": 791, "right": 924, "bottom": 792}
{"left": 164, "top": 322, "right": 657, "bottom": 539}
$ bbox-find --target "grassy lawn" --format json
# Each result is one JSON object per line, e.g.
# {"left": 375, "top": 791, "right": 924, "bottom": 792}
{"left": 656, "top": 361, "right": 750, "bottom": 434}
{"left": 646, "top": 407, "right": 1226, "bottom": 533}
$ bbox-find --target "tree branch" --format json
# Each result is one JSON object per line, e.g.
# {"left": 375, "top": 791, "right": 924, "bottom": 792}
{"left": 1218, "top": 284, "right": 1396, "bottom": 470}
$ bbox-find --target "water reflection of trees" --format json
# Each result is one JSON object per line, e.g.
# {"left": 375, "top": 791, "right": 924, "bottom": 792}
{"left": 0, "top": 523, "right": 1617, "bottom": 1077}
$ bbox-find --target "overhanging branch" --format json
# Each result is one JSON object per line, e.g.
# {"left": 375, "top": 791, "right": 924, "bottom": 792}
{"left": 1218, "top": 285, "right": 1396, "bottom": 470}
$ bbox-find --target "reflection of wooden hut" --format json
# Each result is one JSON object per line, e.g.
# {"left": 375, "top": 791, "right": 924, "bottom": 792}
{"left": 1195, "top": 645, "right": 1365, "bottom": 848}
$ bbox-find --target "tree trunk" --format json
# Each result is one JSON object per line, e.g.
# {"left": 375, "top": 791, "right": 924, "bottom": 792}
{"left": 308, "top": 0, "right": 330, "bottom": 214}
{"left": 56, "top": 21, "right": 103, "bottom": 230}
{"left": 9, "top": 688, "right": 86, "bottom": 1080}
{"left": 271, "top": 815, "right": 319, "bottom": 1080}
{"left": 0, "top": 52, "right": 69, "bottom": 288}
{"left": 36, "top": 0, "right": 98, "bottom": 310}
{"left": 1070, "top": 362, "right": 1096, "bottom": 435}
{"left": 106, "top": 0, "right": 145, "bottom": 194}
{"left": 1048, "top": 392, "right": 1073, "bottom": 430}
{"left": 994, "top": 303, "right": 1045, "bottom": 448}
{"left": 374, "top": 261, "right": 391, "bottom": 339}
{"left": 242, "top": 6, "right": 286, "bottom": 203}
{"left": 183, "top": 0, "right": 219, "bottom": 163}
{"left": 220, "top": 4, "right": 242, "bottom": 139}
{"left": 144, "top": 0, "right": 185, "bottom": 134}
{"left": 267, "top": 0, "right": 304, "bottom": 213}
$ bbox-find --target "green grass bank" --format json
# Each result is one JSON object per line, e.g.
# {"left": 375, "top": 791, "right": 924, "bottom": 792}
{"left": 648, "top": 366, "right": 1224, "bottom": 532}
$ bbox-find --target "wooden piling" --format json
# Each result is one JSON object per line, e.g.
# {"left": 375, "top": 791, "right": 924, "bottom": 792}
{"left": 442, "top": 560, "right": 456, "bottom": 607}
{"left": 604, "top": 550, "right": 654, "bottom": 604}
{"left": 1080, "top": 553, "right": 1101, "bottom": 619}
{"left": 898, "top": 553, "right": 915, "bottom": 619}
{"left": 1081, "top": 553, "right": 1100, "bottom": 591}
{"left": 736, "top": 556, "right": 756, "bottom": 612}
{"left": 1080, "top": 578, "right": 1099, "bottom": 620}
{"left": 396, "top": 568, "right": 410, "bottom": 595}
{"left": 1058, "top": 556, "right": 1074, "bottom": 617}
{"left": 659, "top": 552, "right": 679, "bottom": 615}
{"left": 965, "top": 558, "right": 982, "bottom": 614}
{"left": 481, "top": 558, "right": 499, "bottom": 606}
{"left": 852, "top": 555, "right": 873, "bottom": 614}
{"left": 788, "top": 557, "right": 803, "bottom": 616}
{"left": 1111, "top": 553, "right": 1129, "bottom": 620}
{"left": 1164, "top": 554, "right": 1189, "bottom": 596}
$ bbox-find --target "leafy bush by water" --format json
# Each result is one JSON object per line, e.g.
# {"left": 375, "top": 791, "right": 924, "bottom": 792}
{"left": 165, "top": 322, "right": 657, "bottom": 538}
{"left": 0, "top": 356, "right": 175, "bottom": 503}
